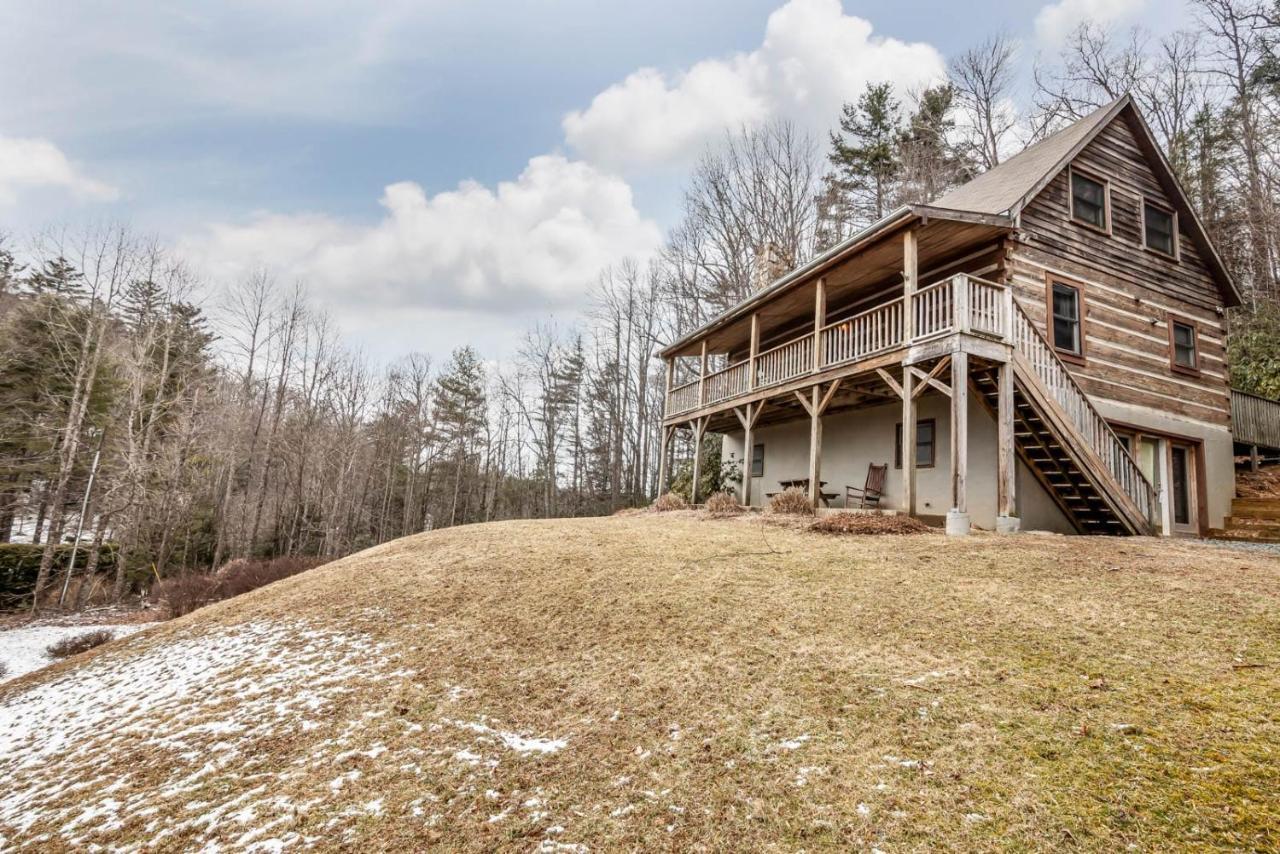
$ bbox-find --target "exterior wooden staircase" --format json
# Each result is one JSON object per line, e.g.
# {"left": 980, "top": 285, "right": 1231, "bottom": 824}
{"left": 971, "top": 303, "right": 1157, "bottom": 536}
{"left": 1207, "top": 497, "right": 1280, "bottom": 542}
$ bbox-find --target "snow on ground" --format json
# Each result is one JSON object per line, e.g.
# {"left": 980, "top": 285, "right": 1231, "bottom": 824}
{"left": 0, "top": 623, "right": 149, "bottom": 683}
{"left": 0, "top": 621, "right": 398, "bottom": 849}
{"left": 0, "top": 619, "right": 576, "bottom": 850}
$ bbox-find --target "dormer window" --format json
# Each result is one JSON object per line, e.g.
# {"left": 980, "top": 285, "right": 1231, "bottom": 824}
{"left": 1143, "top": 200, "right": 1177, "bottom": 257}
{"left": 1070, "top": 169, "right": 1108, "bottom": 230}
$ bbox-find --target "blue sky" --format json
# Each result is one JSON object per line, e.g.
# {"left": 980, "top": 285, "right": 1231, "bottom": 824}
{"left": 0, "top": 0, "right": 1182, "bottom": 362}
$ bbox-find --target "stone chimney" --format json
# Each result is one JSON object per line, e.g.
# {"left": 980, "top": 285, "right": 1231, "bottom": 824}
{"left": 751, "top": 242, "right": 792, "bottom": 292}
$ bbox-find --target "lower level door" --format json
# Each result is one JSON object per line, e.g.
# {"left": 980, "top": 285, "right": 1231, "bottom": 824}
{"left": 1170, "top": 443, "right": 1198, "bottom": 534}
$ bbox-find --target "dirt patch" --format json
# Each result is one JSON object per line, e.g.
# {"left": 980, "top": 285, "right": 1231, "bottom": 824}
{"left": 809, "top": 512, "right": 934, "bottom": 535}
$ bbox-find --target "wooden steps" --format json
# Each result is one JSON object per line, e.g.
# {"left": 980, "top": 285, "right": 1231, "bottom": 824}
{"left": 1207, "top": 497, "right": 1280, "bottom": 542}
{"left": 972, "top": 368, "right": 1132, "bottom": 535}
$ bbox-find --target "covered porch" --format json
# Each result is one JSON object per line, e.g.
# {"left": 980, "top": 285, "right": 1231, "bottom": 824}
{"left": 655, "top": 204, "right": 1025, "bottom": 534}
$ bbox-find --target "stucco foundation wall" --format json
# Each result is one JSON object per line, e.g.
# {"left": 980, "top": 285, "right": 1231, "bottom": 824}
{"left": 1091, "top": 398, "right": 1235, "bottom": 531}
{"left": 721, "top": 392, "right": 1075, "bottom": 534}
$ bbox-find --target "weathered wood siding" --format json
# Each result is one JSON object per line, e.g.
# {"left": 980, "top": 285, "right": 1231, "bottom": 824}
{"left": 1232, "top": 390, "right": 1280, "bottom": 449}
{"left": 1006, "top": 114, "right": 1232, "bottom": 427}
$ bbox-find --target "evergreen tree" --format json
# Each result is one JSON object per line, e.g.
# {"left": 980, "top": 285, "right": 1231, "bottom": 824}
{"left": 434, "top": 347, "right": 487, "bottom": 525}
{"left": 826, "top": 83, "right": 903, "bottom": 233}
{"left": 25, "top": 257, "right": 85, "bottom": 298}
{"left": 898, "top": 84, "right": 971, "bottom": 204}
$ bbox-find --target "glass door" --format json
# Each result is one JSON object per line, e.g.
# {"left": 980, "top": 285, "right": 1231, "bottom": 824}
{"left": 1170, "top": 444, "right": 1197, "bottom": 533}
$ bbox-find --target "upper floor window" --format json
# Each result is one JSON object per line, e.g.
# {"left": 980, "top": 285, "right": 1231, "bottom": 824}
{"left": 1071, "top": 169, "right": 1108, "bottom": 230}
{"left": 1143, "top": 201, "right": 1177, "bottom": 257}
{"left": 1169, "top": 317, "right": 1199, "bottom": 374}
{"left": 1050, "top": 280, "right": 1083, "bottom": 358}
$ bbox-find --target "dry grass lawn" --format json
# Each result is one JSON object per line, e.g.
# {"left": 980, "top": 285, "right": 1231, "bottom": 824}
{"left": 2, "top": 514, "right": 1279, "bottom": 852}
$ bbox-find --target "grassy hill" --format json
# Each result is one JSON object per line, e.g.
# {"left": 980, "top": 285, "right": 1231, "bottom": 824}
{"left": 2, "top": 513, "right": 1278, "bottom": 851}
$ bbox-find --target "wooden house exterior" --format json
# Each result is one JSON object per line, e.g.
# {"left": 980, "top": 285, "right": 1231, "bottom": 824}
{"left": 657, "top": 96, "right": 1247, "bottom": 536}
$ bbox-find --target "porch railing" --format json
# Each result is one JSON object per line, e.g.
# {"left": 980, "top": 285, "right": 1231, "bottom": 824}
{"left": 913, "top": 279, "right": 954, "bottom": 340}
{"left": 664, "top": 274, "right": 1008, "bottom": 416}
{"left": 704, "top": 360, "right": 750, "bottom": 405}
{"left": 755, "top": 333, "right": 814, "bottom": 390}
{"left": 820, "top": 296, "right": 904, "bottom": 367}
{"left": 667, "top": 379, "right": 700, "bottom": 415}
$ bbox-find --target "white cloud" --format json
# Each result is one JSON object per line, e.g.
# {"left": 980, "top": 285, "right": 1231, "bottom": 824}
{"left": 179, "top": 155, "right": 662, "bottom": 315}
{"left": 1034, "top": 0, "right": 1148, "bottom": 46}
{"left": 561, "top": 0, "right": 946, "bottom": 171}
{"left": 0, "top": 135, "right": 117, "bottom": 206}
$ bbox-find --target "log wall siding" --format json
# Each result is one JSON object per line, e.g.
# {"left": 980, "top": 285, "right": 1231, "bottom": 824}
{"left": 1007, "top": 114, "right": 1232, "bottom": 426}
{"left": 1018, "top": 116, "right": 1223, "bottom": 312}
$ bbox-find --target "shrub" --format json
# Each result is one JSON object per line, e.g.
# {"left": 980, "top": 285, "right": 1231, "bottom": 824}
{"left": 46, "top": 628, "right": 115, "bottom": 659}
{"left": 154, "top": 555, "right": 329, "bottom": 618}
{"left": 810, "top": 513, "right": 932, "bottom": 535}
{"left": 216, "top": 556, "right": 326, "bottom": 599}
{"left": 768, "top": 487, "right": 815, "bottom": 516}
{"left": 652, "top": 492, "right": 688, "bottom": 512}
{"left": 703, "top": 491, "right": 743, "bottom": 516}
{"left": 153, "top": 573, "right": 219, "bottom": 618}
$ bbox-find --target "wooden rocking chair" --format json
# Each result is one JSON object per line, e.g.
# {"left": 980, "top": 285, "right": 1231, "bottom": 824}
{"left": 846, "top": 463, "right": 888, "bottom": 509}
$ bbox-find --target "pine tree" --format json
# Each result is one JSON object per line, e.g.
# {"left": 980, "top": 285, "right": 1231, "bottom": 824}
{"left": 25, "top": 257, "right": 85, "bottom": 298}
{"left": 826, "top": 83, "right": 903, "bottom": 233}
{"left": 434, "top": 347, "right": 487, "bottom": 525}
{"left": 898, "top": 84, "right": 970, "bottom": 204}
{"left": 121, "top": 278, "right": 166, "bottom": 331}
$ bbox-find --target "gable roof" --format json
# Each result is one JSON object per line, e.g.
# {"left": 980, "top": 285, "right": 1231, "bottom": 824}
{"left": 932, "top": 95, "right": 1241, "bottom": 307}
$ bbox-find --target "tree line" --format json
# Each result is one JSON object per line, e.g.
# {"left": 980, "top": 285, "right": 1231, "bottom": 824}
{"left": 3, "top": 0, "right": 1280, "bottom": 608}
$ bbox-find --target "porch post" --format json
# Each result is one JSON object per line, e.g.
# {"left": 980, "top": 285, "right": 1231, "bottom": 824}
{"left": 947, "top": 351, "right": 970, "bottom": 535}
{"left": 901, "top": 368, "right": 916, "bottom": 516}
{"left": 741, "top": 404, "right": 754, "bottom": 507}
{"left": 903, "top": 229, "right": 918, "bottom": 342}
{"left": 690, "top": 421, "right": 702, "bottom": 504}
{"left": 996, "top": 361, "right": 1020, "bottom": 533}
{"left": 813, "top": 278, "right": 826, "bottom": 372}
{"left": 1251, "top": 444, "right": 1261, "bottom": 472}
{"left": 698, "top": 340, "right": 708, "bottom": 406}
{"left": 657, "top": 425, "right": 672, "bottom": 497}
{"left": 749, "top": 313, "right": 760, "bottom": 390}
{"left": 664, "top": 358, "right": 674, "bottom": 411}
{"left": 808, "top": 385, "right": 822, "bottom": 508}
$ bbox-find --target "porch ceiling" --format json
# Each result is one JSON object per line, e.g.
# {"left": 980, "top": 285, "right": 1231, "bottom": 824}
{"left": 663, "top": 212, "right": 1012, "bottom": 359}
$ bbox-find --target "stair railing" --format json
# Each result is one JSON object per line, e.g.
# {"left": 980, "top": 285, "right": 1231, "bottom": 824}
{"left": 1010, "top": 303, "right": 1158, "bottom": 527}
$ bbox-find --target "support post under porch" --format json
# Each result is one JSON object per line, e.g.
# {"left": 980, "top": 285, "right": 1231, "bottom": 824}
{"left": 657, "top": 424, "right": 673, "bottom": 498}
{"left": 946, "top": 351, "right": 971, "bottom": 536}
{"left": 808, "top": 386, "right": 822, "bottom": 507}
{"left": 901, "top": 368, "right": 916, "bottom": 517}
{"left": 733, "top": 402, "right": 765, "bottom": 508}
{"left": 996, "top": 361, "right": 1020, "bottom": 533}
{"left": 689, "top": 417, "right": 709, "bottom": 504}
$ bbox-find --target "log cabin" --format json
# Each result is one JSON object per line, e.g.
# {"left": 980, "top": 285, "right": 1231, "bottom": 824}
{"left": 656, "top": 95, "right": 1262, "bottom": 536}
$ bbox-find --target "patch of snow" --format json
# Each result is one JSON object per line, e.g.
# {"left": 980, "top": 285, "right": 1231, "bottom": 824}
{"left": 777, "top": 735, "right": 811, "bottom": 750}
{"left": 0, "top": 623, "right": 148, "bottom": 683}
{"left": 447, "top": 718, "right": 568, "bottom": 755}
{"left": 0, "top": 620, "right": 398, "bottom": 849}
